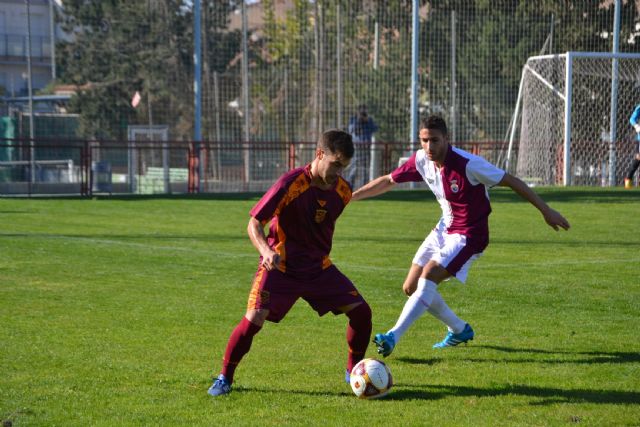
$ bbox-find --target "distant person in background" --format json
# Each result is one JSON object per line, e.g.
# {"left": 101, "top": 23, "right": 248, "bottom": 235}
{"left": 347, "top": 104, "right": 378, "bottom": 189}
{"left": 624, "top": 104, "right": 640, "bottom": 189}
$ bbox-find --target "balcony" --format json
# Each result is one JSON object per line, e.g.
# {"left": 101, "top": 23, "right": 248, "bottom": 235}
{"left": 0, "top": 33, "right": 52, "bottom": 64}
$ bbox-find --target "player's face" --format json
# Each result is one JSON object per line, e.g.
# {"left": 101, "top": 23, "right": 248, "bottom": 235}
{"left": 316, "top": 148, "right": 351, "bottom": 185}
{"left": 419, "top": 128, "right": 449, "bottom": 164}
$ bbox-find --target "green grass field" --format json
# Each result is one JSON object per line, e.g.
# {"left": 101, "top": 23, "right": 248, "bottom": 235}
{"left": 1, "top": 188, "right": 639, "bottom": 426}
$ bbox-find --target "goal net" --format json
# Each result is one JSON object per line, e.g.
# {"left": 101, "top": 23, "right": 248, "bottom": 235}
{"left": 508, "top": 52, "right": 640, "bottom": 186}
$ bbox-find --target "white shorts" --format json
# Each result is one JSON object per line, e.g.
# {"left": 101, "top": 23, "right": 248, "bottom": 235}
{"left": 412, "top": 222, "right": 487, "bottom": 283}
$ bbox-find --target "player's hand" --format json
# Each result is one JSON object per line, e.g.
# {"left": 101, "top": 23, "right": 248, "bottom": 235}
{"left": 634, "top": 123, "right": 640, "bottom": 133}
{"left": 543, "top": 208, "right": 570, "bottom": 231}
{"left": 261, "top": 250, "right": 280, "bottom": 271}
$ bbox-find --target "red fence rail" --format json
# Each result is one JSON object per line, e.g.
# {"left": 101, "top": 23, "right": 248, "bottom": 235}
{"left": 0, "top": 138, "right": 510, "bottom": 196}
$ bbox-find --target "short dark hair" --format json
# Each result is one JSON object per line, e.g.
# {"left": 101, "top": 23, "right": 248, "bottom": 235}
{"left": 318, "top": 129, "right": 354, "bottom": 159}
{"left": 420, "top": 115, "right": 448, "bottom": 137}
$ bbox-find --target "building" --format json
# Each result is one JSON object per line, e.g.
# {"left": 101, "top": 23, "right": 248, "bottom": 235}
{"left": 227, "top": 0, "right": 294, "bottom": 36}
{"left": 0, "top": 0, "right": 61, "bottom": 97}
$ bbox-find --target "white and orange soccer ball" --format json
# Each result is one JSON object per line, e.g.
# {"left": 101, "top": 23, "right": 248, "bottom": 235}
{"left": 349, "top": 358, "right": 393, "bottom": 399}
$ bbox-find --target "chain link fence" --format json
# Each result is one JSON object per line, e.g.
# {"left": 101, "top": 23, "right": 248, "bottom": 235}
{"left": 0, "top": 139, "right": 507, "bottom": 196}
{"left": 514, "top": 53, "right": 640, "bottom": 186}
{"left": 1, "top": 1, "right": 639, "bottom": 194}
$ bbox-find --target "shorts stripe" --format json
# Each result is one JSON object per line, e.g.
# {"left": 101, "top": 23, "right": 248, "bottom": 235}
{"left": 445, "top": 243, "right": 479, "bottom": 276}
{"left": 413, "top": 229, "right": 487, "bottom": 283}
{"left": 247, "top": 266, "right": 267, "bottom": 310}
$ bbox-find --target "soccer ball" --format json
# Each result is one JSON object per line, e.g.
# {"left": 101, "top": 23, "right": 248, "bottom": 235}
{"left": 349, "top": 358, "right": 393, "bottom": 399}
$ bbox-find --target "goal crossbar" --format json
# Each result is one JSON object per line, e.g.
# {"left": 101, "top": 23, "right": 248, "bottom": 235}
{"left": 524, "top": 63, "right": 566, "bottom": 101}
{"left": 507, "top": 51, "right": 640, "bottom": 186}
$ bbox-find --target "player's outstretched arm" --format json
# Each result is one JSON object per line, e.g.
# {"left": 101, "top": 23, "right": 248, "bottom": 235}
{"left": 351, "top": 174, "right": 397, "bottom": 201}
{"left": 497, "top": 173, "right": 571, "bottom": 231}
{"left": 247, "top": 217, "right": 280, "bottom": 270}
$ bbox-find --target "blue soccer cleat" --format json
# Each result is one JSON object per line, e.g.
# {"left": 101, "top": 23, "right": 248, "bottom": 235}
{"left": 433, "top": 323, "right": 474, "bottom": 348}
{"left": 373, "top": 331, "right": 396, "bottom": 357}
{"left": 208, "top": 374, "right": 231, "bottom": 397}
{"left": 345, "top": 369, "right": 351, "bottom": 384}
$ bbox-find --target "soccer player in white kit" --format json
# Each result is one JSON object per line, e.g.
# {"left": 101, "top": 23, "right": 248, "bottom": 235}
{"left": 352, "top": 115, "right": 570, "bottom": 355}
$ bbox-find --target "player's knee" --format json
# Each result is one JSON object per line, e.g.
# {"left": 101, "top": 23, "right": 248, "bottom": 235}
{"left": 362, "top": 302, "right": 372, "bottom": 321}
{"left": 347, "top": 301, "right": 372, "bottom": 325}
{"left": 402, "top": 275, "right": 421, "bottom": 295}
{"left": 356, "top": 301, "right": 372, "bottom": 321}
{"left": 424, "top": 263, "right": 448, "bottom": 283}
{"left": 245, "top": 309, "right": 268, "bottom": 327}
{"left": 402, "top": 281, "right": 416, "bottom": 296}
{"left": 402, "top": 264, "right": 422, "bottom": 296}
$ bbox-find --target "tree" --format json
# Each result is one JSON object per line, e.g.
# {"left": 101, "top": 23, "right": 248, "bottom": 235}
{"left": 58, "top": 1, "right": 214, "bottom": 140}
{"left": 426, "top": 0, "right": 639, "bottom": 142}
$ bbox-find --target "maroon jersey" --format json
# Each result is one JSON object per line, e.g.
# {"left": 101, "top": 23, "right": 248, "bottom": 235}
{"left": 250, "top": 164, "right": 352, "bottom": 278}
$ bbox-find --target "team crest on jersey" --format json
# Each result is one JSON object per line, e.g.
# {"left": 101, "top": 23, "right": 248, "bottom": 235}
{"left": 450, "top": 179, "right": 459, "bottom": 193}
{"left": 315, "top": 208, "right": 328, "bottom": 223}
{"left": 317, "top": 199, "right": 327, "bottom": 207}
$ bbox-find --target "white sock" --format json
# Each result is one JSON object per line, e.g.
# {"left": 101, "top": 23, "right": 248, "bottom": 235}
{"left": 389, "top": 278, "right": 437, "bottom": 341}
{"left": 427, "top": 291, "right": 466, "bottom": 334}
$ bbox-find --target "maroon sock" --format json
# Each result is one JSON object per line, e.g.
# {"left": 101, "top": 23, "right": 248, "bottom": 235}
{"left": 345, "top": 302, "right": 372, "bottom": 373}
{"left": 220, "top": 317, "right": 262, "bottom": 384}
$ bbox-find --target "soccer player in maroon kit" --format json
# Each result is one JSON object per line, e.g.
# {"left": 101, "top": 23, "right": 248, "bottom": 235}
{"left": 352, "top": 115, "right": 570, "bottom": 356}
{"left": 208, "top": 129, "right": 372, "bottom": 397}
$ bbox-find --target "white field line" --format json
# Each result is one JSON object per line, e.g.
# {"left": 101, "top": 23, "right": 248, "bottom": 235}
{"left": 4, "top": 234, "right": 256, "bottom": 259}
{"left": 5, "top": 233, "right": 637, "bottom": 271}
{"left": 341, "top": 257, "right": 640, "bottom": 272}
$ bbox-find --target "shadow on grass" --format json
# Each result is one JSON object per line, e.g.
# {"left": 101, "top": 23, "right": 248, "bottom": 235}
{"left": 232, "top": 382, "right": 639, "bottom": 405}
{"left": 387, "top": 383, "right": 640, "bottom": 405}
{"left": 216, "top": 346, "right": 640, "bottom": 404}
{"left": 398, "top": 345, "right": 640, "bottom": 366}
{"left": 394, "top": 357, "right": 442, "bottom": 366}
{"left": 472, "top": 345, "right": 640, "bottom": 365}
{"left": 234, "top": 386, "right": 351, "bottom": 398}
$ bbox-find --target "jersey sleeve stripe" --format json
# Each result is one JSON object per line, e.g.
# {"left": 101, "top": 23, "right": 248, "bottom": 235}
{"left": 335, "top": 177, "right": 352, "bottom": 206}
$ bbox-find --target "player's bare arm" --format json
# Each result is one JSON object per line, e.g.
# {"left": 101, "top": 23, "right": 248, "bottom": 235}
{"left": 498, "top": 173, "right": 571, "bottom": 231}
{"left": 351, "top": 174, "right": 397, "bottom": 201}
{"left": 247, "top": 217, "right": 280, "bottom": 270}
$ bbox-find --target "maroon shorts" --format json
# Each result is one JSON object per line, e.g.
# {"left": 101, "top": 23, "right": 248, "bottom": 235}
{"left": 247, "top": 265, "right": 365, "bottom": 323}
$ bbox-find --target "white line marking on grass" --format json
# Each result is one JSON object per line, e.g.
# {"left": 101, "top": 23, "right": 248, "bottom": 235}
{"left": 6, "top": 233, "right": 638, "bottom": 270}
{"left": 79, "top": 237, "right": 256, "bottom": 259}
{"left": 339, "top": 257, "right": 640, "bottom": 272}
{"left": 7, "top": 234, "right": 256, "bottom": 259}
{"left": 475, "top": 257, "right": 640, "bottom": 269}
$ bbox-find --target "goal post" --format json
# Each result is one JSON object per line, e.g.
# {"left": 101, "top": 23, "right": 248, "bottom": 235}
{"left": 507, "top": 52, "right": 640, "bottom": 186}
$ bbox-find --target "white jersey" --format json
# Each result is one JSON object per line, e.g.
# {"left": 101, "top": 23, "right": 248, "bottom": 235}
{"left": 391, "top": 145, "right": 505, "bottom": 239}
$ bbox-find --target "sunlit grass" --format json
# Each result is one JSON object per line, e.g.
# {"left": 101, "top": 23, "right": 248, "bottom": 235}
{"left": 1, "top": 187, "right": 639, "bottom": 426}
